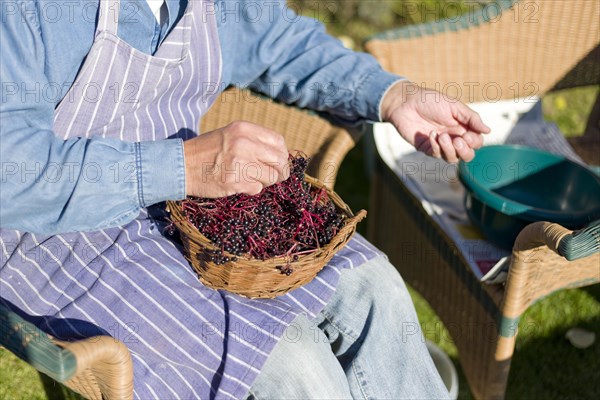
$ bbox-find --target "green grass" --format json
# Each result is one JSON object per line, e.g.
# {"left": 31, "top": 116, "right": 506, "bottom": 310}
{"left": 294, "top": 0, "right": 491, "bottom": 47}
{"left": 409, "top": 285, "right": 600, "bottom": 400}
{"left": 0, "top": 349, "right": 82, "bottom": 400}
{"left": 0, "top": 350, "right": 47, "bottom": 400}
{"left": 543, "top": 86, "right": 600, "bottom": 137}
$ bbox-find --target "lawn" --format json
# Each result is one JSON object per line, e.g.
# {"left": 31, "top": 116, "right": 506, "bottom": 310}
{"left": 1, "top": 1, "right": 598, "bottom": 399}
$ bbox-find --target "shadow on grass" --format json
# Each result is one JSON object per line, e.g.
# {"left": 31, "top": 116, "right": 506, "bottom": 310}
{"left": 412, "top": 285, "right": 599, "bottom": 400}
{"left": 506, "top": 313, "right": 600, "bottom": 399}
{"left": 38, "top": 373, "right": 84, "bottom": 400}
{"left": 582, "top": 283, "right": 600, "bottom": 303}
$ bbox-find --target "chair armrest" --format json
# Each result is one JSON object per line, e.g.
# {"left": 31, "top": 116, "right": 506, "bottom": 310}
{"left": 513, "top": 220, "right": 600, "bottom": 261}
{"left": 512, "top": 221, "right": 571, "bottom": 256}
{"left": 499, "top": 221, "right": 600, "bottom": 338}
{"left": 0, "top": 303, "right": 133, "bottom": 400}
{"left": 56, "top": 336, "right": 133, "bottom": 400}
{"left": 559, "top": 220, "right": 600, "bottom": 261}
{"left": 0, "top": 303, "right": 76, "bottom": 382}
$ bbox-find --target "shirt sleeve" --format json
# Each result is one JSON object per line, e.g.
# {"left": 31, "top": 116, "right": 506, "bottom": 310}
{"left": 0, "top": 2, "right": 185, "bottom": 235}
{"left": 216, "top": 0, "right": 403, "bottom": 125}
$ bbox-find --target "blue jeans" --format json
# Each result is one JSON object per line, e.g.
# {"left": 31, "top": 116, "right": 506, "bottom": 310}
{"left": 245, "top": 256, "right": 449, "bottom": 399}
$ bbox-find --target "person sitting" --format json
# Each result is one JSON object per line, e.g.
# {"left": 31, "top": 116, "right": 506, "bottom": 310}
{"left": 0, "top": 0, "right": 488, "bottom": 397}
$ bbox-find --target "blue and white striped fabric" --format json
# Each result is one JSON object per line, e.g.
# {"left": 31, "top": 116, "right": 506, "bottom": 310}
{"left": 0, "top": 212, "right": 381, "bottom": 398}
{"left": 0, "top": 0, "right": 383, "bottom": 398}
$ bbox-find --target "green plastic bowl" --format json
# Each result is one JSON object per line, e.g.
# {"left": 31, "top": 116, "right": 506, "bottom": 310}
{"left": 458, "top": 145, "right": 600, "bottom": 250}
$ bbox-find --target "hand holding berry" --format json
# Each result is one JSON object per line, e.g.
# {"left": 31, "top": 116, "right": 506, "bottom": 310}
{"left": 380, "top": 80, "right": 491, "bottom": 162}
{"left": 184, "top": 121, "right": 290, "bottom": 198}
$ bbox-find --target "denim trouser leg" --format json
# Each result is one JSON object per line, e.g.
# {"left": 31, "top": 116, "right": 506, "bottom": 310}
{"left": 247, "top": 256, "right": 449, "bottom": 399}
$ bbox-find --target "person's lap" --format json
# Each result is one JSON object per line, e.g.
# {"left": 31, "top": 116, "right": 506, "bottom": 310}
{"left": 1, "top": 212, "right": 296, "bottom": 398}
{"left": 1, "top": 209, "right": 446, "bottom": 399}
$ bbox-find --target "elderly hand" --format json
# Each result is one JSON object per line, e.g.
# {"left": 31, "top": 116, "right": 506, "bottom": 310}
{"left": 184, "top": 121, "right": 290, "bottom": 198}
{"left": 381, "top": 80, "right": 490, "bottom": 162}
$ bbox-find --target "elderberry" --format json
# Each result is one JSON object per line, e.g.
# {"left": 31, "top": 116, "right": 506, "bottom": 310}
{"left": 180, "top": 153, "right": 347, "bottom": 271}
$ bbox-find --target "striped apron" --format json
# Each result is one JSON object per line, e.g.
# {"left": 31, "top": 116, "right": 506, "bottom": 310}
{"left": 0, "top": 0, "right": 382, "bottom": 398}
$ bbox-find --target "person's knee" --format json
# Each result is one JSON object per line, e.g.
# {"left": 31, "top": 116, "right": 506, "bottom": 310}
{"left": 247, "top": 314, "right": 352, "bottom": 399}
{"left": 342, "top": 256, "right": 410, "bottom": 307}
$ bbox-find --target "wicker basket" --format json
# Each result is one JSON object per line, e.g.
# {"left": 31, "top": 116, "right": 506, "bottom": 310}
{"left": 166, "top": 175, "right": 366, "bottom": 298}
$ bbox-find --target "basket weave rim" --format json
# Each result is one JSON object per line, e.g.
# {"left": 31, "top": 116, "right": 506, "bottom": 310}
{"left": 166, "top": 175, "right": 365, "bottom": 266}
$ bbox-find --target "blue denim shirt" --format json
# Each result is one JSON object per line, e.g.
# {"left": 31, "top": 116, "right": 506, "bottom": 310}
{"left": 0, "top": 0, "right": 400, "bottom": 234}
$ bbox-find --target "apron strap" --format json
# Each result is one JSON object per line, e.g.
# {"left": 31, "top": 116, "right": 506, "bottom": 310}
{"left": 97, "top": 0, "right": 121, "bottom": 36}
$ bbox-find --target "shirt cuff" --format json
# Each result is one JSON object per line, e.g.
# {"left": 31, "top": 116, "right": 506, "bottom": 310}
{"left": 353, "top": 69, "right": 406, "bottom": 122}
{"left": 135, "top": 139, "right": 186, "bottom": 207}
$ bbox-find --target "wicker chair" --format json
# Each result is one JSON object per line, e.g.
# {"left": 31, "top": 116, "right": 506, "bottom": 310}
{"left": 364, "top": 1, "right": 600, "bottom": 399}
{"left": 0, "top": 87, "right": 357, "bottom": 399}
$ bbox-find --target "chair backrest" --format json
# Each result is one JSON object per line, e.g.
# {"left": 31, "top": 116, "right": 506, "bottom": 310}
{"left": 364, "top": 0, "right": 600, "bottom": 103}
{"left": 201, "top": 88, "right": 357, "bottom": 189}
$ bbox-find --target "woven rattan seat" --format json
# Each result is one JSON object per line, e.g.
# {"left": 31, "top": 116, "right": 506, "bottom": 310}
{"left": 364, "top": 1, "right": 599, "bottom": 399}
{"left": 0, "top": 88, "right": 357, "bottom": 399}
